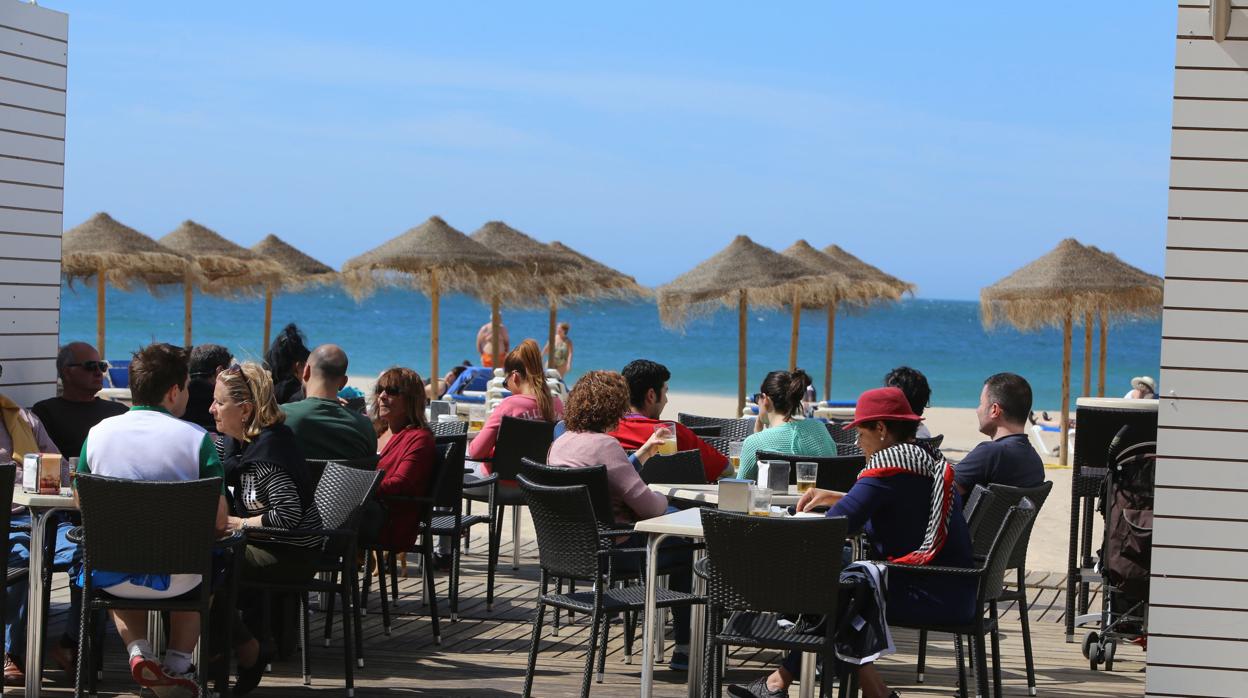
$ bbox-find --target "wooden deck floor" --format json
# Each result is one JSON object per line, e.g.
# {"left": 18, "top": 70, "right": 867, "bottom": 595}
{"left": 26, "top": 526, "right": 1146, "bottom": 697}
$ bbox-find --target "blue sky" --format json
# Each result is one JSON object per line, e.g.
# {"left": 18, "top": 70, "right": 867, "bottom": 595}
{"left": 56, "top": 3, "right": 1177, "bottom": 299}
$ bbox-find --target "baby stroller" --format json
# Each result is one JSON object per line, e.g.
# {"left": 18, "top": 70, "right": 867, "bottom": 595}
{"left": 1083, "top": 424, "right": 1155, "bottom": 670}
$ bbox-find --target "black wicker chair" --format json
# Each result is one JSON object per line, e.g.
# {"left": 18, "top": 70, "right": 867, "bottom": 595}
{"left": 361, "top": 441, "right": 456, "bottom": 639}
{"left": 518, "top": 478, "right": 703, "bottom": 698}
{"left": 699, "top": 508, "right": 852, "bottom": 697}
{"left": 427, "top": 433, "right": 490, "bottom": 620}
{"left": 677, "top": 413, "right": 753, "bottom": 441}
{"left": 703, "top": 436, "right": 731, "bottom": 458}
{"left": 245, "top": 463, "right": 382, "bottom": 694}
{"left": 463, "top": 416, "right": 556, "bottom": 607}
{"left": 639, "top": 450, "right": 705, "bottom": 485}
{"left": 889, "top": 496, "right": 1037, "bottom": 698}
{"left": 430, "top": 420, "right": 469, "bottom": 437}
{"left": 754, "top": 452, "right": 865, "bottom": 492}
{"left": 824, "top": 421, "right": 863, "bottom": 457}
{"left": 686, "top": 424, "right": 721, "bottom": 437}
{"left": 73, "top": 475, "right": 226, "bottom": 698}
{"left": 306, "top": 455, "right": 381, "bottom": 488}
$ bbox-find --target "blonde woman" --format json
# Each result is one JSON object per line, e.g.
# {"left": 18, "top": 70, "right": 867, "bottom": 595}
{"left": 210, "top": 362, "right": 322, "bottom": 694}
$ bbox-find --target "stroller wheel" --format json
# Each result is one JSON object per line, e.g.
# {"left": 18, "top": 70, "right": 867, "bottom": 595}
{"left": 1082, "top": 631, "right": 1099, "bottom": 660}
{"left": 1104, "top": 641, "right": 1117, "bottom": 671}
{"left": 1089, "top": 642, "right": 1103, "bottom": 671}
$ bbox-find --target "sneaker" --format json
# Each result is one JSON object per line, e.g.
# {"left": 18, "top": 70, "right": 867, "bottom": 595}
{"left": 727, "top": 676, "right": 789, "bottom": 698}
{"left": 130, "top": 654, "right": 199, "bottom": 698}
{"left": 4, "top": 655, "right": 24, "bottom": 687}
{"left": 668, "top": 650, "right": 689, "bottom": 672}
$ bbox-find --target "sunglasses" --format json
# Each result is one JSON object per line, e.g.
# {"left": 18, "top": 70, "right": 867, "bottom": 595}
{"left": 68, "top": 361, "right": 110, "bottom": 373}
{"left": 376, "top": 385, "right": 403, "bottom": 396}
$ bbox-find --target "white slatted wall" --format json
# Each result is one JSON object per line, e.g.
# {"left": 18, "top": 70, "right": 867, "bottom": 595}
{"left": 0, "top": 1, "right": 66, "bottom": 409}
{"left": 1147, "top": 4, "right": 1248, "bottom": 696}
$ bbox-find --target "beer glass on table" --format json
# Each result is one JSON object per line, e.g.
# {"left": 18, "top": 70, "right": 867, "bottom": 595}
{"left": 728, "top": 441, "right": 743, "bottom": 476}
{"left": 748, "top": 486, "right": 772, "bottom": 517}
{"left": 469, "top": 405, "right": 486, "bottom": 432}
{"left": 796, "top": 461, "right": 818, "bottom": 494}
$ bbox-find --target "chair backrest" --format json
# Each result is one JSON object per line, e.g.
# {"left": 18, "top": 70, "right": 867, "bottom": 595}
{"left": 518, "top": 477, "right": 604, "bottom": 581}
{"left": 915, "top": 434, "right": 945, "bottom": 452}
{"left": 677, "top": 413, "right": 754, "bottom": 441}
{"left": 433, "top": 433, "right": 469, "bottom": 510}
{"left": 701, "top": 509, "right": 849, "bottom": 616}
{"left": 306, "top": 454, "right": 381, "bottom": 488}
{"left": 703, "top": 436, "right": 731, "bottom": 457}
{"left": 639, "top": 449, "right": 705, "bottom": 485}
{"left": 492, "top": 416, "right": 556, "bottom": 480}
{"left": 967, "top": 481, "right": 1054, "bottom": 569}
{"left": 686, "top": 424, "right": 721, "bottom": 437}
{"left": 519, "top": 459, "right": 616, "bottom": 528}
{"left": 431, "top": 419, "right": 469, "bottom": 437}
{"left": 825, "top": 420, "right": 863, "bottom": 457}
{"left": 755, "top": 451, "right": 865, "bottom": 490}
{"left": 76, "top": 474, "right": 221, "bottom": 577}
{"left": 975, "top": 498, "right": 1037, "bottom": 603}
{"left": 313, "top": 463, "right": 383, "bottom": 532}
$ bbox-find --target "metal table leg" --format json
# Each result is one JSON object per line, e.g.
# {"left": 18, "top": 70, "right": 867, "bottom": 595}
{"left": 512, "top": 506, "right": 521, "bottom": 570}
{"left": 688, "top": 547, "right": 706, "bottom": 698}
{"left": 640, "top": 532, "right": 669, "bottom": 698}
{"left": 798, "top": 652, "right": 817, "bottom": 698}
{"left": 24, "top": 506, "right": 68, "bottom": 698}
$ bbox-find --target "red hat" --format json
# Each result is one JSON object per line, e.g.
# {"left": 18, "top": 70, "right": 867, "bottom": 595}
{"left": 843, "top": 387, "right": 923, "bottom": 429}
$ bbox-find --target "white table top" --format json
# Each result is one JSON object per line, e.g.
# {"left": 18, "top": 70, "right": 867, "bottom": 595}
{"left": 649, "top": 483, "right": 803, "bottom": 506}
{"left": 13, "top": 488, "right": 76, "bottom": 509}
{"left": 634, "top": 507, "right": 706, "bottom": 536}
{"left": 1075, "top": 397, "right": 1158, "bottom": 411}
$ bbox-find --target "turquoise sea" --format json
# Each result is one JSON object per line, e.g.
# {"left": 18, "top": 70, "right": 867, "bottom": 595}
{"left": 59, "top": 283, "right": 1162, "bottom": 410}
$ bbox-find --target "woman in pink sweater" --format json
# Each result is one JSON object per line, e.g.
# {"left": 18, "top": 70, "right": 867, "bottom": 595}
{"left": 546, "top": 370, "right": 695, "bottom": 670}
{"left": 468, "top": 339, "right": 564, "bottom": 468}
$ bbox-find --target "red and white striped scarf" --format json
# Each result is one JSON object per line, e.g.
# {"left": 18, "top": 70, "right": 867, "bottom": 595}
{"left": 856, "top": 441, "right": 955, "bottom": 566}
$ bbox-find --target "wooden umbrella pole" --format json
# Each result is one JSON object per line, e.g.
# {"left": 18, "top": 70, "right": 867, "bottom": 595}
{"left": 183, "top": 275, "right": 193, "bottom": 348}
{"left": 788, "top": 290, "right": 800, "bottom": 373}
{"left": 1082, "top": 310, "right": 1092, "bottom": 397}
{"left": 262, "top": 286, "right": 273, "bottom": 355}
{"left": 548, "top": 300, "right": 558, "bottom": 370}
{"left": 96, "top": 265, "right": 106, "bottom": 359}
{"left": 738, "top": 289, "right": 748, "bottom": 417}
{"left": 491, "top": 296, "right": 502, "bottom": 371}
{"left": 1097, "top": 309, "right": 1107, "bottom": 397}
{"left": 823, "top": 302, "right": 836, "bottom": 402}
{"left": 1059, "top": 311, "right": 1073, "bottom": 466}
{"left": 430, "top": 269, "right": 440, "bottom": 396}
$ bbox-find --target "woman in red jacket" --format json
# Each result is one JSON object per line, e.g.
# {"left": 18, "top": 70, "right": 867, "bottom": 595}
{"left": 371, "top": 367, "right": 435, "bottom": 551}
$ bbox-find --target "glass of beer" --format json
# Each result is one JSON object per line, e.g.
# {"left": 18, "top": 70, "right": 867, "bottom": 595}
{"left": 654, "top": 422, "right": 678, "bottom": 456}
{"left": 748, "top": 486, "right": 772, "bottom": 517}
{"left": 728, "top": 441, "right": 743, "bottom": 476}
{"left": 468, "top": 405, "right": 486, "bottom": 432}
{"left": 796, "top": 462, "right": 818, "bottom": 494}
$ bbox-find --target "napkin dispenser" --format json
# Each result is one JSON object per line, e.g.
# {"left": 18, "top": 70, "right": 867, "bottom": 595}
{"left": 717, "top": 479, "right": 751, "bottom": 513}
{"left": 757, "top": 460, "right": 790, "bottom": 495}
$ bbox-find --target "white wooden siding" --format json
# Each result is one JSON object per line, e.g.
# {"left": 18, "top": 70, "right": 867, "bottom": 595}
{"left": 0, "top": 0, "right": 66, "bottom": 409}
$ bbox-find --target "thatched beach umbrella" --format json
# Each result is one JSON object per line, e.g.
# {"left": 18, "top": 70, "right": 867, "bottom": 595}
{"left": 159, "top": 220, "right": 287, "bottom": 347}
{"left": 546, "top": 241, "right": 648, "bottom": 369}
{"left": 251, "top": 234, "right": 337, "bottom": 351}
{"left": 61, "top": 212, "right": 191, "bottom": 358}
{"left": 470, "top": 222, "right": 578, "bottom": 371}
{"left": 1084, "top": 245, "right": 1164, "bottom": 397}
{"left": 777, "top": 240, "right": 902, "bottom": 387}
{"left": 342, "top": 216, "right": 522, "bottom": 394}
{"left": 816, "top": 244, "right": 915, "bottom": 401}
{"left": 981, "top": 238, "right": 1162, "bottom": 464}
{"left": 657, "top": 235, "right": 830, "bottom": 414}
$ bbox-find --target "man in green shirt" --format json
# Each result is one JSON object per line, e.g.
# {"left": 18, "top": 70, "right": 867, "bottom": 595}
{"left": 281, "top": 345, "right": 377, "bottom": 461}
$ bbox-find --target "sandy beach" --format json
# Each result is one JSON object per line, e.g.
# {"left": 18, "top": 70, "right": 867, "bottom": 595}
{"left": 350, "top": 375, "right": 1083, "bottom": 574}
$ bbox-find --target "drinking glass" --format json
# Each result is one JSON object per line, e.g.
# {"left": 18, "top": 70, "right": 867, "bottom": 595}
{"left": 728, "top": 441, "right": 743, "bottom": 476}
{"left": 796, "top": 461, "right": 818, "bottom": 494}
{"left": 748, "top": 486, "right": 772, "bottom": 517}
{"left": 654, "top": 422, "right": 678, "bottom": 456}
{"left": 469, "top": 405, "right": 486, "bottom": 431}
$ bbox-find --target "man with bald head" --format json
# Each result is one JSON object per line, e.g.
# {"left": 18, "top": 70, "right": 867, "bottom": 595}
{"left": 281, "top": 344, "right": 376, "bottom": 461}
{"left": 32, "top": 342, "right": 126, "bottom": 458}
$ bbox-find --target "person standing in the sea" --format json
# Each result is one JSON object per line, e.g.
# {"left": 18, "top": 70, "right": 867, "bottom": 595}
{"left": 476, "top": 316, "right": 510, "bottom": 368}
{"left": 542, "top": 322, "right": 574, "bottom": 377}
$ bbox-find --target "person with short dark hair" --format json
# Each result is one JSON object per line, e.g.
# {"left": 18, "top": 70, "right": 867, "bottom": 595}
{"left": 884, "top": 365, "right": 932, "bottom": 439}
{"left": 32, "top": 342, "right": 127, "bottom": 457}
{"left": 607, "top": 359, "right": 730, "bottom": 482}
{"left": 736, "top": 369, "right": 836, "bottom": 480}
{"left": 264, "top": 323, "right": 310, "bottom": 405}
{"left": 952, "top": 372, "right": 1045, "bottom": 496}
{"left": 76, "top": 342, "right": 228, "bottom": 697}
{"left": 182, "top": 343, "right": 232, "bottom": 431}
{"left": 281, "top": 345, "right": 376, "bottom": 461}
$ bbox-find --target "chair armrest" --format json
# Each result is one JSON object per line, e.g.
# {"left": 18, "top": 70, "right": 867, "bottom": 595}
{"left": 65, "top": 525, "right": 82, "bottom": 544}
{"left": 464, "top": 473, "right": 499, "bottom": 487}
{"left": 214, "top": 530, "right": 247, "bottom": 550}
{"left": 881, "top": 561, "right": 983, "bottom": 577}
{"left": 598, "top": 526, "right": 635, "bottom": 539}
{"left": 243, "top": 526, "right": 353, "bottom": 539}
{"left": 378, "top": 494, "right": 436, "bottom": 505}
